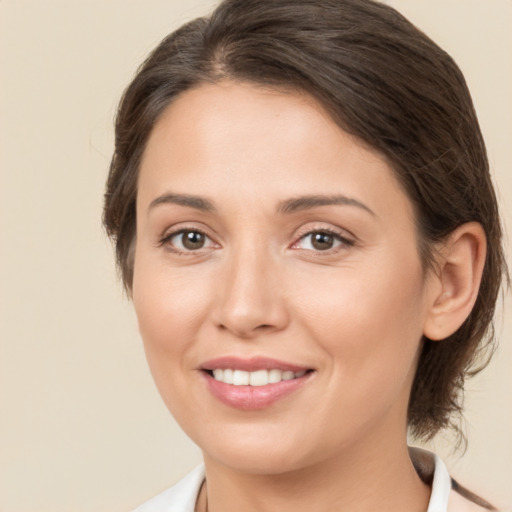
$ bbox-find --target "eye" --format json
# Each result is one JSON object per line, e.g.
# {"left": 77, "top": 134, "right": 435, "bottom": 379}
{"left": 293, "top": 230, "right": 352, "bottom": 252}
{"left": 162, "top": 229, "right": 216, "bottom": 252}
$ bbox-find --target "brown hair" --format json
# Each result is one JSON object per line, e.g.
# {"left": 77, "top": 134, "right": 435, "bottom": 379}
{"left": 103, "top": 0, "right": 508, "bottom": 441}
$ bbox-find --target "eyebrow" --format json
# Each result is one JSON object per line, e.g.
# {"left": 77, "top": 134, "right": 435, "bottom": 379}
{"left": 278, "top": 195, "right": 375, "bottom": 216}
{"left": 148, "top": 192, "right": 375, "bottom": 216}
{"left": 148, "top": 193, "right": 217, "bottom": 213}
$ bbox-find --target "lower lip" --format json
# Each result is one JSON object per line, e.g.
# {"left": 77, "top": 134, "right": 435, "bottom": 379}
{"left": 203, "top": 372, "right": 312, "bottom": 410}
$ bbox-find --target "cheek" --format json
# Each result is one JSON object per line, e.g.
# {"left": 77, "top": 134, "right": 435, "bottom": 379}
{"left": 289, "top": 260, "right": 427, "bottom": 440}
{"left": 291, "top": 252, "right": 427, "bottom": 376}
{"left": 131, "top": 251, "right": 211, "bottom": 368}
{"left": 131, "top": 253, "right": 220, "bottom": 424}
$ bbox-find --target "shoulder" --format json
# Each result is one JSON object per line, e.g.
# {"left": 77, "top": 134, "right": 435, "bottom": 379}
{"left": 133, "top": 465, "right": 205, "bottom": 512}
{"left": 132, "top": 454, "right": 501, "bottom": 512}
{"left": 409, "top": 447, "right": 498, "bottom": 512}
{"left": 449, "top": 480, "right": 498, "bottom": 512}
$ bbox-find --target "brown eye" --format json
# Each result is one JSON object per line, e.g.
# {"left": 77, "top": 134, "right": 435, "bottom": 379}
{"left": 164, "top": 229, "right": 216, "bottom": 252}
{"left": 293, "top": 229, "right": 353, "bottom": 253}
{"left": 311, "top": 232, "right": 335, "bottom": 250}
{"left": 181, "top": 230, "right": 206, "bottom": 250}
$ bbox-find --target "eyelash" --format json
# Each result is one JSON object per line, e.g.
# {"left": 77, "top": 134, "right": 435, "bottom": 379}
{"left": 292, "top": 228, "right": 355, "bottom": 254}
{"left": 158, "top": 227, "right": 215, "bottom": 254}
{"left": 157, "top": 226, "right": 355, "bottom": 255}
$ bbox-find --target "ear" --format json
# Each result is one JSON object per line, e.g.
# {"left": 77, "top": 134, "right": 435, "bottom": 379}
{"left": 423, "top": 222, "right": 487, "bottom": 341}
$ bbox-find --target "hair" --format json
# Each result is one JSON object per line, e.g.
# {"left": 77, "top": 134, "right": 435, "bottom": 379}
{"left": 103, "top": 0, "right": 508, "bottom": 442}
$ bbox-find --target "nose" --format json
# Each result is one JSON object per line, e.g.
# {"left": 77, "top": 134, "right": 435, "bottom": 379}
{"left": 213, "top": 247, "right": 290, "bottom": 339}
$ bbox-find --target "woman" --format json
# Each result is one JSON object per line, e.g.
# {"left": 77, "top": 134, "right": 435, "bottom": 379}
{"left": 103, "top": 0, "right": 508, "bottom": 510}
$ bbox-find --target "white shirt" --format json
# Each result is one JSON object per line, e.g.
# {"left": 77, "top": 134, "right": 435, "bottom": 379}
{"left": 133, "top": 449, "right": 489, "bottom": 512}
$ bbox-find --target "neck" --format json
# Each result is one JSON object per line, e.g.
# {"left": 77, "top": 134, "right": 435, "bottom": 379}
{"left": 199, "top": 438, "right": 430, "bottom": 512}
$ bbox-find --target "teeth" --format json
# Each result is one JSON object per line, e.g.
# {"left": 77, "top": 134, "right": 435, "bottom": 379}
{"left": 210, "top": 369, "right": 308, "bottom": 386}
{"left": 233, "top": 370, "right": 249, "bottom": 385}
{"left": 268, "top": 368, "right": 282, "bottom": 384}
{"left": 249, "top": 369, "right": 268, "bottom": 386}
{"left": 223, "top": 368, "right": 234, "bottom": 384}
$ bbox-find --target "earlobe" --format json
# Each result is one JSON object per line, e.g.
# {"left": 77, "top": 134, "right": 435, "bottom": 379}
{"left": 423, "top": 222, "right": 487, "bottom": 341}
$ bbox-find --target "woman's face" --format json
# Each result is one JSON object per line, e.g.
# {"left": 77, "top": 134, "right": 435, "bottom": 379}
{"left": 133, "top": 81, "right": 437, "bottom": 474}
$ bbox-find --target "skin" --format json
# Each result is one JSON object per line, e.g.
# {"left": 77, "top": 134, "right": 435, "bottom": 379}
{"left": 132, "top": 81, "right": 485, "bottom": 512}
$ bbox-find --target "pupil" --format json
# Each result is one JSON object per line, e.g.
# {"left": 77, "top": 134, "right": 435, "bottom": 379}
{"left": 183, "top": 231, "right": 205, "bottom": 249}
{"left": 312, "top": 232, "right": 333, "bottom": 250}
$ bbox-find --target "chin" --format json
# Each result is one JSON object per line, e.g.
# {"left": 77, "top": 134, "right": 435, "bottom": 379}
{"left": 207, "top": 448, "right": 311, "bottom": 476}
{"left": 194, "top": 424, "right": 318, "bottom": 475}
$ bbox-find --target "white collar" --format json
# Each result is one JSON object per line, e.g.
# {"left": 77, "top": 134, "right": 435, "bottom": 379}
{"left": 134, "top": 463, "right": 205, "bottom": 512}
{"left": 134, "top": 449, "right": 452, "bottom": 512}
{"left": 427, "top": 452, "right": 452, "bottom": 512}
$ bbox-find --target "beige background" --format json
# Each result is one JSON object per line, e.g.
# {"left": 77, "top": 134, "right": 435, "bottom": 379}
{"left": 0, "top": 1, "right": 510, "bottom": 511}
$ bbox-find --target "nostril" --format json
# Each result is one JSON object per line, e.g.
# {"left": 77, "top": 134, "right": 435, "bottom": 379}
{"left": 216, "top": 322, "right": 276, "bottom": 339}
{"left": 213, "top": 292, "right": 290, "bottom": 338}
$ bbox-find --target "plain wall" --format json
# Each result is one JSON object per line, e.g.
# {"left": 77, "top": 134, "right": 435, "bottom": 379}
{"left": 0, "top": 1, "right": 510, "bottom": 511}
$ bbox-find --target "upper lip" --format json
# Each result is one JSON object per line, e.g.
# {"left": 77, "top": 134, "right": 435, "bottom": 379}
{"left": 200, "top": 356, "right": 311, "bottom": 373}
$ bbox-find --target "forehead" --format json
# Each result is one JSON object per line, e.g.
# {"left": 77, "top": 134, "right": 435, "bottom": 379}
{"left": 142, "top": 81, "right": 348, "bottom": 170}
{"left": 138, "top": 81, "right": 412, "bottom": 223}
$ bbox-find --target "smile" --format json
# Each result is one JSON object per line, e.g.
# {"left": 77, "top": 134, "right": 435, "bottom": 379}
{"left": 200, "top": 357, "right": 315, "bottom": 410}
{"left": 209, "top": 368, "right": 308, "bottom": 386}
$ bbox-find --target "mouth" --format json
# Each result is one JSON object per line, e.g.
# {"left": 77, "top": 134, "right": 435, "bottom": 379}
{"left": 204, "top": 368, "right": 312, "bottom": 386}
{"left": 199, "top": 357, "right": 315, "bottom": 410}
